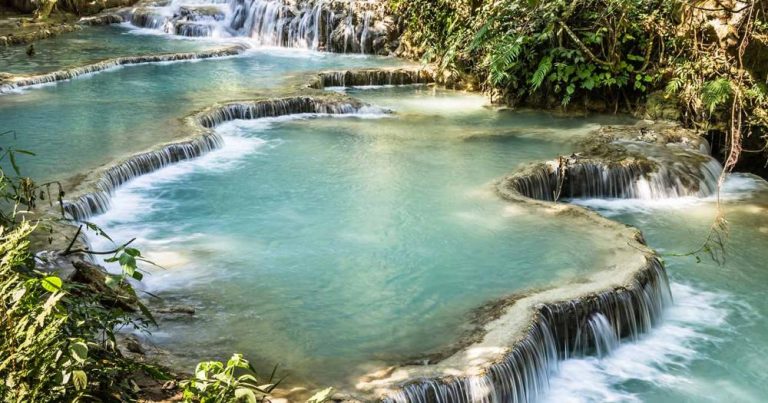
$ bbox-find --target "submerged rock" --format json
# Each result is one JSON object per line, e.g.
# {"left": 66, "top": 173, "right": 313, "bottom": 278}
{"left": 124, "top": 334, "right": 146, "bottom": 354}
{"left": 71, "top": 259, "right": 141, "bottom": 312}
{"left": 79, "top": 13, "right": 125, "bottom": 26}
{"left": 155, "top": 304, "right": 196, "bottom": 316}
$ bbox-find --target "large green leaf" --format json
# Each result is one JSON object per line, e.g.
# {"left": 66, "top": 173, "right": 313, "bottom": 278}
{"left": 69, "top": 341, "right": 88, "bottom": 364}
{"left": 72, "top": 370, "right": 87, "bottom": 391}
{"left": 41, "top": 276, "right": 62, "bottom": 293}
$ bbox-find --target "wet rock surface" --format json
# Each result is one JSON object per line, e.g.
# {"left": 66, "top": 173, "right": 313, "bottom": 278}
{"left": 504, "top": 121, "right": 720, "bottom": 201}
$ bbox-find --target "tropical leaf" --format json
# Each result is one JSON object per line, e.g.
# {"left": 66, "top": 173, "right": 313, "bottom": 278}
{"left": 530, "top": 56, "right": 553, "bottom": 91}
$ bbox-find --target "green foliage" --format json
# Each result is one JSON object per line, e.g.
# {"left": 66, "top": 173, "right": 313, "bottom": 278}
{"left": 180, "top": 354, "right": 283, "bottom": 403}
{"left": 392, "top": 0, "right": 668, "bottom": 107}
{"left": 0, "top": 220, "right": 160, "bottom": 401}
{"left": 0, "top": 143, "right": 162, "bottom": 401}
{"left": 701, "top": 78, "right": 733, "bottom": 115}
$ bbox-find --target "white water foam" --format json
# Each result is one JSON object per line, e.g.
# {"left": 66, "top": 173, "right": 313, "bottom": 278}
{"left": 87, "top": 126, "right": 269, "bottom": 278}
{"left": 570, "top": 173, "right": 768, "bottom": 216}
{"left": 88, "top": 110, "right": 389, "bottom": 288}
{"left": 325, "top": 83, "right": 426, "bottom": 93}
{"left": 541, "top": 282, "right": 731, "bottom": 403}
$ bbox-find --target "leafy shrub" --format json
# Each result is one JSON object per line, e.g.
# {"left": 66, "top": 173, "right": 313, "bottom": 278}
{"left": 391, "top": 0, "right": 672, "bottom": 107}
{"left": 181, "top": 354, "right": 283, "bottom": 403}
{"left": 0, "top": 140, "right": 161, "bottom": 401}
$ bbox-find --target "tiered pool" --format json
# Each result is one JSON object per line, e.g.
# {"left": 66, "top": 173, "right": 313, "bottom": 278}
{"left": 2, "top": 23, "right": 767, "bottom": 402}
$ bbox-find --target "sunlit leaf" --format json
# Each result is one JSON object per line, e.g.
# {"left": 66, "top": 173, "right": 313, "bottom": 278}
{"left": 69, "top": 341, "right": 88, "bottom": 364}
{"left": 72, "top": 370, "right": 87, "bottom": 390}
{"left": 41, "top": 276, "right": 62, "bottom": 293}
{"left": 307, "top": 387, "right": 334, "bottom": 403}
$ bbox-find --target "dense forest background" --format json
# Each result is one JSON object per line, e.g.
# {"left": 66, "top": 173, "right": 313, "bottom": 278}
{"left": 391, "top": 0, "right": 768, "bottom": 176}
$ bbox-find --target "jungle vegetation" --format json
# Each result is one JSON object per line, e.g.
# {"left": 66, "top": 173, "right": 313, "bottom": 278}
{"left": 390, "top": 0, "right": 768, "bottom": 177}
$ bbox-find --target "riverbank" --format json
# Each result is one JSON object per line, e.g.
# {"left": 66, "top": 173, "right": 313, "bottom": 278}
{"left": 389, "top": 0, "right": 768, "bottom": 182}
{"left": 0, "top": 6, "right": 81, "bottom": 46}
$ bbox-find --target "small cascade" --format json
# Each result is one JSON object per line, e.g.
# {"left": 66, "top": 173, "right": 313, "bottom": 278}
{"left": 507, "top": 155, "right": 722, "bottom": 202}
{"left": 0, "top": 45, "right": 247, "bottom": 93}
{"left": 126, "top": 6, "right": 223, "bottom": 38}
{"left": 309, "top": 68, "right": 435, "bottom": 89}
{"left": 359, "top": 11, "right": 371, "bottom": 54}
{"left": 129, "top": 8, "right": 172, "bottom": 31}
{"left": 122, "top": 0, "right": 398, "bottom": 54}
{"left": 579, "top": 313, "right": 620, "bottom": 358}
{"left": 63, "top": 134, "right": 224, "bottom": 221}
{"left": 228, "top": 0, "right": 354, "bottom": 49}
{"left": 341, "top": 12, "right": 354, "bottom": 52}
{"left": 175, "top": 22, "right": 215, "bottom": 37}
{"left": 385, "top": 259, "right": 671, "bottom": 403}
{"left": 63, "top": 97, "right": 373, "bottom": 221}
{"left": 197, "top": 97, "right": 364, "bottom": 128}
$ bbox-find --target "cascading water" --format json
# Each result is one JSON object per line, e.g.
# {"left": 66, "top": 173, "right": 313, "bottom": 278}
{"left": 385, "top": 260, "right": 671, "bottom": 403}
{"left": 63, "top": 133, "right": 224, "bottom": 221}
{"left": 381, "top": 132, "right": 714, "bottom": 403}
{"left": 0, "top": 45, "right": 248, "bottom": 93}
{"left": 122, "top": 0, "right": 396, "bottom": 54}
{"left": 359, "top": 11, "right": 371, "bottom": 54}
{"left": 507, "top": 144, "right": 723, "bottom": 202}
{"left": 62, "top": 97, "right": 377, "bottom": 221}
{"left": 309, "top": 68, "right": 435, "bottom": 89}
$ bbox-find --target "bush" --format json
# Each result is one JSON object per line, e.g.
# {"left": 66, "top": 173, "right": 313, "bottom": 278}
{"left": 0, "top": 138, "right": 160, "bottom": 401}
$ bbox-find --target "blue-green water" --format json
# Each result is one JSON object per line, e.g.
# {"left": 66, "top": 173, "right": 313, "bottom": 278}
{"left": 0, "top": 29, "right": 405, "bottom": 181}
{"left": 3, "top": 25, "right": 768, "bottom": 401}
{"left": 544, "top": 180, "right": 768, "bottom": 402}
{"left": 0, "top": 25, "right": 210, "bottom": 73}
{"left": 89, "top": 86, "right": 623, "bottom": 387}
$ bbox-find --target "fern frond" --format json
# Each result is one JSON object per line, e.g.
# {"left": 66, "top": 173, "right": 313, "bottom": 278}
{"left": 530, "top": 56, "right": 552, "bottom": 91}
{"left": 665, "top": 77, "right": 684, "bottom": 97}
{"left": 487, "top": 36, "right": 523, "bottom": 87}
{"left": 701, "top": 78, "right": 733, "bottom": 114}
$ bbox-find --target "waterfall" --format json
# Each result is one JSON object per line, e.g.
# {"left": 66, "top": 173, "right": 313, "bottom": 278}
{"left": 197, "top": 96, "right": 363, "bottom": 127}
{"left": 127, "top": 6, "right": 225, "bottom": 38}
{"left": 62, "top": 97, "right": 374, "bottom": 221}
{"left": 121, "top": 0, "right": 396, "bottom": 54}
{"left": 506, "top": 155, "right": 722, "bottom": 202}
{"left": 384, "top": 258, "right": 671, "bottom": 403}
{"left": 0, "top": 45, "right": 248, "bottom": 93}
{"left": 359, "top": 11, "right": 371, "bottom": 54}
{"left": 342, "top": 12, "right": 353, "bottom": 52}
{"left": 130, "top": 8, "right": 172, "bottom": 31}
{"left": 308, "top": 68, "right": 435, "bottom": 89}
{"left": 63, "top": 134, "right": 224, "bottom": 221}
{"left": 583, "top": 313, "right": 619, "bottom": 357}
{"left": 175, "top": 22, "right": 215, "bottom": 37}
